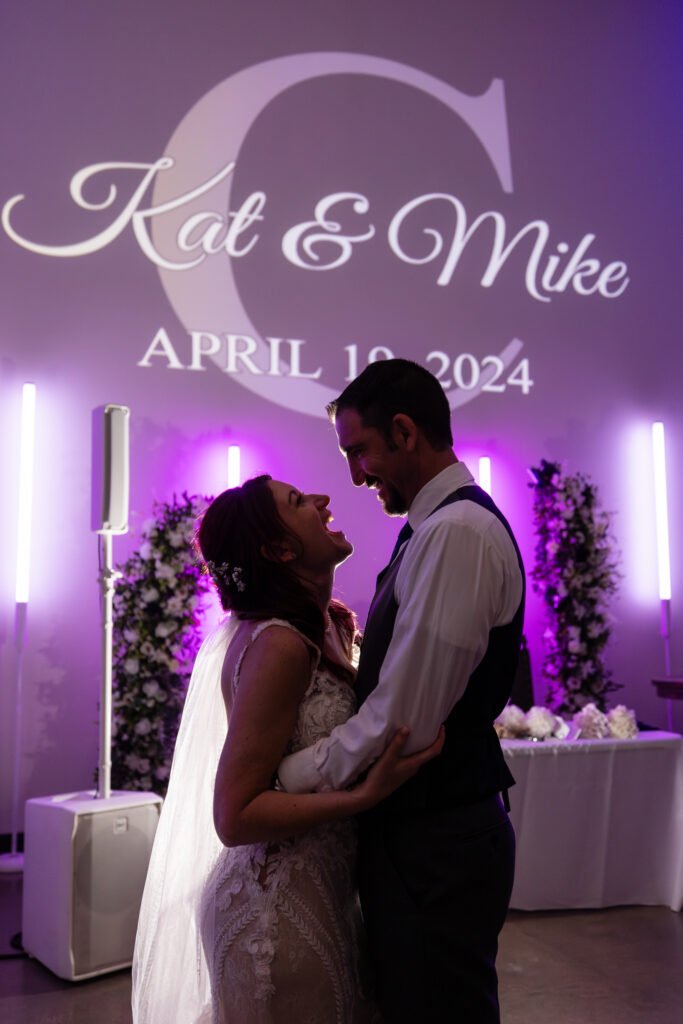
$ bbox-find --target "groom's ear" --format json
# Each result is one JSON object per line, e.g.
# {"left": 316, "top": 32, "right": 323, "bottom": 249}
{"left": 261, "top": 541, "right": 296, "bottom": 564}
{"left": 391, "top": 414, "right": 419, "bottom": 452}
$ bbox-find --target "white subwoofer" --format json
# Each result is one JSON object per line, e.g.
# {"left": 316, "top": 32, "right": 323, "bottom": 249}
{"left": 22, "top": 790, "right": 162, "bottom": 981}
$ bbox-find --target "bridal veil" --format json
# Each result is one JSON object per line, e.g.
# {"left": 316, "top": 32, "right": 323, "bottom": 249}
{"left": 132, "top": 616, "right": 237, "bottom": 1024}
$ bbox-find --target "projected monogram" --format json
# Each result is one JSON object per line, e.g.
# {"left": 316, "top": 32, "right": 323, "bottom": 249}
{"left": 2, "top": 53, "right": 629, "bottom": 417}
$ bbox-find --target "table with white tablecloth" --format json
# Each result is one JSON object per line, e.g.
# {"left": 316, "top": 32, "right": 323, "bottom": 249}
{"left": 501, "top": 730, "right": 683, "bottom": 911}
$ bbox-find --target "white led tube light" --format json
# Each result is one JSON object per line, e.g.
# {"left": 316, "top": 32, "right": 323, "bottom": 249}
{"left": 478, "top": 456, "right": 491, "bottom": 495}
{"left": 228, "top": 445, "right": 241, "bottom": 488}
{"left": 652, "top": 422, "right": 671, "bottom": 602}
{"left": 15, "top": 383, "right": 36, "bottom": 604}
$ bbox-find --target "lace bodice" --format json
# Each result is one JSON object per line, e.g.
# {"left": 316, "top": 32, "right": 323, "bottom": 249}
{"left": 289, "top": 662, "right": 357, "bottom": 752}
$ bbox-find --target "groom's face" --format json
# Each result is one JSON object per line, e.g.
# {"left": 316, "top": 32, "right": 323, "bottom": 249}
{"left": 335, "top": 408, "right": 409, "bottom": 516}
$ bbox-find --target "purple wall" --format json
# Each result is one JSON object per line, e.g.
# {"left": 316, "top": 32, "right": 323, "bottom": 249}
{"left": 1, "top": 0, "right": 681, "bottom": 828}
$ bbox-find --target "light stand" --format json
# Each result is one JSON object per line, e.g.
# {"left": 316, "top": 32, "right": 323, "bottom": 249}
{"left": 96, "top": 532, "right": 120, "bottom": 799}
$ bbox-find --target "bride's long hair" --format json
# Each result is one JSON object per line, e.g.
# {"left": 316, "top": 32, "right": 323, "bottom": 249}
{"left": 197, "top": 475, "right": 357, "bottom": 670}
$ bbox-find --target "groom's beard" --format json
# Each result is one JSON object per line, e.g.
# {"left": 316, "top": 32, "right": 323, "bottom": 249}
{"left": 371, "top": 480, "right": 407, "bottom": 516}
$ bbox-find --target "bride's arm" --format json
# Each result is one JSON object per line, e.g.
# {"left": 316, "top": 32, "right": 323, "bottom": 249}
{"left": 213, "top": 624, "right": 442, "bottom": 847}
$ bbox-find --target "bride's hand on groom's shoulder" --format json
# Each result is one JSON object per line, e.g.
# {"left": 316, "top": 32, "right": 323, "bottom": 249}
{"left": 357, "top": 725, "right": 446, "bottom": 807}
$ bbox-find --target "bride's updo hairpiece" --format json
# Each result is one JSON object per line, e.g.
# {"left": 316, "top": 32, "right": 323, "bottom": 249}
{"left": 205, "top": 560, "right": 246, "bottom": 594}
{"left": 197, "top": 476, "right": 277, "bottom": 614}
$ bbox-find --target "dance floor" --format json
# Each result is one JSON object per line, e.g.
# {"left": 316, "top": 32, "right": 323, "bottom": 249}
{"left": 1, "top": 872, "right": 682, "bottom": 1023}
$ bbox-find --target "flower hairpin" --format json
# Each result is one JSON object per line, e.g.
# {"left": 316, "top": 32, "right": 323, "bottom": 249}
{"left": 206, "top": 559, "right": 246, "bottom": 593}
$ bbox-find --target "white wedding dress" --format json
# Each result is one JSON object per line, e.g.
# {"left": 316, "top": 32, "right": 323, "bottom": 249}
{"left": 132, "top": 617, "right": 377, "bottom": 1024}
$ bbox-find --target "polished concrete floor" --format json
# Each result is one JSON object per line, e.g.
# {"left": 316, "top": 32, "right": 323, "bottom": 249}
{"left": 1, "top": 871, "right": 682, "bottom": 1023}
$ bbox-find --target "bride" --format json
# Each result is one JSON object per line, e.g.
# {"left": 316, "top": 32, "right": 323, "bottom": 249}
{"left": 132, "top": 475, "right": 443, "bottom": 1024}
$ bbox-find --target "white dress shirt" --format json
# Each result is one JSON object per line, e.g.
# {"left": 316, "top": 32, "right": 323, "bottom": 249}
{"left": 277, "top": 462, "right": 524, "bottom": 793}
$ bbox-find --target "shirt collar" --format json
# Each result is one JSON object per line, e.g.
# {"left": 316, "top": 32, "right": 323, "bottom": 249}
{"left": 407, "top": 462, "right": 475, "bottom": 531}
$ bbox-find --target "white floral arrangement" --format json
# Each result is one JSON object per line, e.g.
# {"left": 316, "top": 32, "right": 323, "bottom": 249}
{"left": 494, "top": 704, "right": 567, "bottom": 740}
{"left": 606, "top": 704, "right": 639, "bottom": 739}
{"left": 528, "top": 459, "right": 622, "bottom": 716}
{"left": 572, "top": 702, "right": 639, "bottom": 740}
{"left": 110, "top": 493, "right": 212, "bottom": 793}
{"left": 572, "top": 702, "right": 609, "bottom": 739}
{"left": 495, "top": 701, "right": 639, "bottom": 742}
{"left": 525, "top": 705, "right": 568, "bottom": 740}
{"left": 494, "top": 703, "right": 528, "bottom": 738}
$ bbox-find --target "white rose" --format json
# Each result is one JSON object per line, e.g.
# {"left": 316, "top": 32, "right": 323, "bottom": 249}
{"left": 525, "top": 706, "right": 557, "bottom": 740}
{"left": 154, "top": 621, "right": 175, "bottom": 639}
{"left": 124, "top": 658, "right": 139, "bottom": 675}
{"left": 139, "top": 541, "right": 153, "bottom": 561}
{"left": 134, "top": 718, "right": 152, "bottom": 736}
{"left": 607, "top": 705, "right": 638, "bottom": 739}
{"left": 494, "top": 704, "right": 527, "bottom": 738}
{"left": 141, "top": 587, "right": 159, "bottom": 603}
{"left": 156, "top": 563, "right": 177, "bottom": 582}
{"left": 573, "top": 702, "right": 609, "bottom": 739}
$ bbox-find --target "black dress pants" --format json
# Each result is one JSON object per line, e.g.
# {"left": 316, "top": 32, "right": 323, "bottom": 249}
{"left": 358, "top": 796, "right": 515, "bottom": 1024}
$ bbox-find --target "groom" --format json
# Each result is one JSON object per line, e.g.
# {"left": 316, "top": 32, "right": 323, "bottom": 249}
{"left": 278, "top": 358, "right": 525, "bottom": 1023}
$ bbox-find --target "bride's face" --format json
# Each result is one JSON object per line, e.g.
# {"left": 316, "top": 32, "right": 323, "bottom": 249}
{"left": 268, "top": 480, "right": 353, "bottom": 571}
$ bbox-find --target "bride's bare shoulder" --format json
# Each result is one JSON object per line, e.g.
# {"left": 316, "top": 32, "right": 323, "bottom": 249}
{"left": 222, "top": 619, "right": 313, "bottom": 702}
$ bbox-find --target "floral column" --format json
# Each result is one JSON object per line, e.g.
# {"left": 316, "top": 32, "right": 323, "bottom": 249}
{"left": 529, "top": 460, "right": 621, "bottom": 715}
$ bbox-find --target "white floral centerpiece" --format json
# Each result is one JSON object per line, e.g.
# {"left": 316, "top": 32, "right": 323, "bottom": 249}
{"left": 528, "top": 459, "right": 622, "bottom": 716}
{"left": 572, "top": 702, "right": 609, "bottom": 739}
{"left": 606, "top": 704, "right": 639, "bottom": 739}
{"left": 494, "top": 703, "right": 568, "bottom": 740}
{"left": 495, "top": 701, "right": 639, "bottom": 741}
{"left": 110, "top": 493, "right": 212, "bottom": 794}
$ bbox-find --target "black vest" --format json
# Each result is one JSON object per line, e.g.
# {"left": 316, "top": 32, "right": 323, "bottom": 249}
{"left": 355, "top": 484, "right": 525, "bottom": 816}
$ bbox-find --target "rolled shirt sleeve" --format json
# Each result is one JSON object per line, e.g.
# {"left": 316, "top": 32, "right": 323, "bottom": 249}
{"left": 278, "top": 485, "right": 523, "bottom": 794}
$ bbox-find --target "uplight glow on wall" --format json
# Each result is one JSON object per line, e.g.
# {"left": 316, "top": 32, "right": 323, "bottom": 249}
{"left": 652, "top": 422, "right": 671, "bottom": 602}
{"left": 15, "top": 383, "right": 36, "bottom": 604}
{"left": 228, "top": 445, "right": 241, "bottom": 488}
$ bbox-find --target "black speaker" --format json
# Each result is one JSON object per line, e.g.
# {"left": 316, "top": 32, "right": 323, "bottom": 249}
{"left": 91, "top": 404, "right": 130, "bottom": 533}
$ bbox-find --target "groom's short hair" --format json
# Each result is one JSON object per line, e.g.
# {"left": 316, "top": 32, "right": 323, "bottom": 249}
{"left": 327, "top": 357, "right": 453, "bottom": 451}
